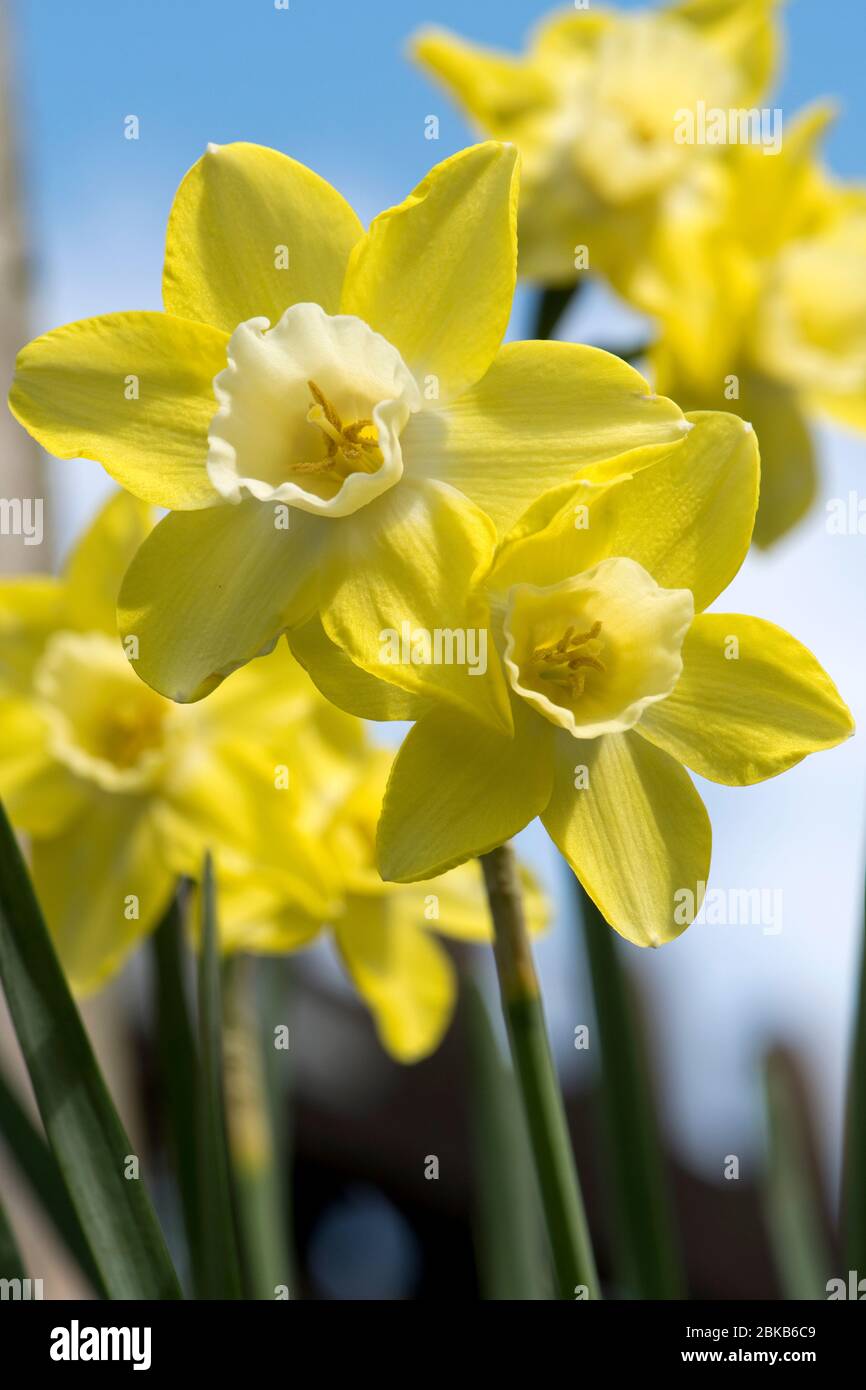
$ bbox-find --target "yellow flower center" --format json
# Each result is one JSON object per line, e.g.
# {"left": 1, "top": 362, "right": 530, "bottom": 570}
{"left": 35, "top": 631, "right": 172, "bottom": 792}
{"left": 531, "top": 620, "right": 606, "bottom": 698}
{"left": 503, "top": 557, "right": 694, "bottom": 738}
{"left": 207, "top": 303, "right": 421, "bottom": 518}
{"left": 290, "top": 380, "right": 384, "bottom": 481}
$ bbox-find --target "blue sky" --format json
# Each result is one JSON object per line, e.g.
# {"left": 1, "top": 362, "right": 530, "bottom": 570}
{"left": 7, "top": 0, "right": 866, "bottom": 1179}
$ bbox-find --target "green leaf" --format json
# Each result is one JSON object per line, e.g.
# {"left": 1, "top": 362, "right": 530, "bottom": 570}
{"left": 0, "top": 1067, "right": 105, "bottom": 1294}
{"left": 764, "top": 1048, "right": 832, "bottom": 1300}
{"left": 844, "top": 912, "right": 866, "bottom": 1272}
{"left": 152, "top": 886, "right": 203, "bottom": 1295}
{"left": 0, "top": 800, "right": 182, "bottom": 1300}
{"left": 576, "top": 879, "right": 684, "bottom": 1298}
{"left": 196, "top": 853, "right": 243, "bottom": 1299}
{"left": 224, "top": 954, "right": 293, "bottom": 1300}
{"left": 0, "top": 1188, "right": 25, "bottom": 1282}
{"left": 463, "top": 972, "right": 549, "bottom": 1299}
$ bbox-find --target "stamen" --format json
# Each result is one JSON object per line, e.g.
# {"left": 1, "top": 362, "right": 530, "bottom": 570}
{"left": 531, "top": 620, "right": 606, "bottom": 696}
{"left": 294, "top": 381, "right": 382, "bottom": 480}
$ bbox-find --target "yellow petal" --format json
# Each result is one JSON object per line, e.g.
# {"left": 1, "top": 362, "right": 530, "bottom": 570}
{"left": 118, "top": 500, "right": 325, "bottom": 702}
{"left": 727, "top": 103, "right": 836, "bottom": 256}
{"left": 289, "top": 614, "right": 426, "bottom": 721}
{"left": 751, "top": 215, "right": 866, "bottom": 399}
{"left": 64, "top": 490, "right": 153, "bottom": 634}
{"left": 31, "top": 795, "right": 174, "bottom": 993}
{"left": 670, "top": 0, "right": 782, "bottom": 104}
{"left": 812, "top": 389, "right": 866, "bottom": 434}
{"left": 402, "top": 341, "right": 686, "bottom": 534}
{"left": 320, "top": 478, "right": 512, "bottom": 733}
{"left": 10, "top": 312, "right": 227, "bottom": 508}
{"left": 638, "top": 613, "right": 854, "bottom": 784}
{"left": 209, "top": 859, "right": 324, "bottom": 956}
{"left": 198, "top": 639, "right": 367, "bottom": 783}
{"left": 335, "top": 895, "right": 456, "bottom": 1063}
{"left": 490, "top": 410, "right": 758, "bottom": 613}
{"left": 163, "top": 142, "right": 364, "bottom": 331}
{"left": 0, "top": 697, "right": 87, "bottom": 835}
{"left": 409, "top": 861, "right": 549, "bottom": 942}
{"left": 412, "top": 27, "right": 554, "bottom": 127}
{"left": 747, "top": 377, "right": 817, "bottom": 548}
{"left": 0, "top": 576, "right": 64, "bottom": 691}
{"left": 341, "top": 142, "right": 518, "bottom": 403}
{"left": 542, "top": 728, "right": 711, "bottom": 948}
{"left": 377, "top": 700, "right": 554, "bottom": 883}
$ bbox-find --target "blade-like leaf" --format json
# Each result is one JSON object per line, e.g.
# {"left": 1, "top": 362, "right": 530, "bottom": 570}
{"left": 463, "top": 972, "right": 549, "bottom": 1299}
{"left": 844, "top": 913, "right": 866, "bottom": 1272}
{"left": 576, "top": 879, "right": 684, "bottom": 1298}
{"left": 196, "top": 854, "right": 243, "bottom": 1298}
{"left": 224, "top": 954, "right": 292, "bottom": 1299}
{"left": 764, "top": 1047, "right": 833, "bottom": 1299}
{"left": 152, "top": 885, "right": 203, "bottom": 1294}
{"left": 0, "top": 1189, "right": 25, "bottom": 1282}
{"left": 0, "top": 800, "right": 181, "bottom": 1299}
{"left": 0, "top": 1067, "right": 105, "bottom": 1294}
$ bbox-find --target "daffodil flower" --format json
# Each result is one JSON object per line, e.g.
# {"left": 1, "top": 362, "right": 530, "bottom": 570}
{"left": 632, "top": 105, "right": 866, "bottom": 544}
{"left": 412, "top": 0, "right": 780, "bottom": 287}
{"left": 322, "top": 413, "right": 851, "bottom": 948}
{"left": 9, "top": 140, "right": 696, "bottom": 729}
{"left": 0, "top": 491, "right": 358, "bottom": 992}
{"left": 212, "top": 747, "right": 547, "bottom": 1063}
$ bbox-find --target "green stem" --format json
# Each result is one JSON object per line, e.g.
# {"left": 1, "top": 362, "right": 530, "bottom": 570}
{"left": 223, "top": 955, "right": 293, "bottom": 1300}
{"left": 479, "top": 843, "right": 599, "bottom": 1300}
{"left": 531, "top": 283, "right": 580, "bottom": 341}
{"left": 577, "top": 880, "right": 684, "bottom": 1297}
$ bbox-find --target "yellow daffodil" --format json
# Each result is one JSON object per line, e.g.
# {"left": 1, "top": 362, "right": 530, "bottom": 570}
{"left": 413, "top": 0, "right": 780, "bottom": 286}
{"left": 210, "top": 745, "right": 547, "bottom": 1063}
{"left": 306, "top": 413, "right": 852, "bottom": 947}
{"left": 9, "top": 140, "right": 701, "bottom": 730}
{"left": 632, "top": 106, "right": 866, "bottom": 544}
{"left": 0, "top": 490, "right": 360, "bottom": 992}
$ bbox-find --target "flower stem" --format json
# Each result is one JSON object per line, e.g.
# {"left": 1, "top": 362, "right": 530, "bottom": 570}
{"left": 532, "top": 283, "right": 580, "bottom": 340}
{"left": 479, "top": 843, "right": 600, "bottom": 1299}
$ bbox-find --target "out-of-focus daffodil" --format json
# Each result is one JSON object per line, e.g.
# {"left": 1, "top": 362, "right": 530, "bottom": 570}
{"left": 214, "top": 746, "right": 547, "bottom": 1063}
{"left": 9, "top": 140, "right": 699, "bottom": 730}
{"left": 0, "top": 491, "right": 359, "bottom": 992}
{"left": 412, "top": 0, "right": 781, "bottom": 286}
{"left": 303, "top": 413, "right": 853, "bottom": 948}
{"left": 631, "top": 106, "right": 866, "bottom": 544}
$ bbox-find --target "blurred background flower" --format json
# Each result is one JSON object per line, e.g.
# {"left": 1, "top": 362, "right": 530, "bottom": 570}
{"left": 1, "top": 0, "right": 865, "bottom": 1299}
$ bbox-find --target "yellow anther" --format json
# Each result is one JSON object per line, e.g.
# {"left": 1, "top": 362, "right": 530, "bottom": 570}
{"left": 294, "top": 381, "right": 382, "bottom": 479}
{"left": 531, "top": 620, "right": 606, "bottom": 696}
